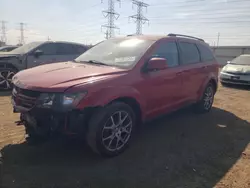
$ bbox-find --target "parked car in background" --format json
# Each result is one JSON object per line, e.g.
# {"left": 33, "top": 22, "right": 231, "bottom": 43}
{"left": 0, "top": 45, "right": 18, "bottom": 52}
{"left": 0, "top": 41, "right": 88, "bottom": 89}
{"left": 220, "top": 54, "right": 250, "bottom": 86}
{"left": 11, "top": 34, "right": 219, "bottom": 157}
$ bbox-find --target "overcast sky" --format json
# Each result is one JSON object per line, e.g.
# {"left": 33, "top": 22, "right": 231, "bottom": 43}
{"left": 1, "top": 0, "right": 250, "bottom": 46}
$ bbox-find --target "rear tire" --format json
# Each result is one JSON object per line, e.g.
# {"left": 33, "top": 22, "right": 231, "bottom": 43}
{"left": 86, "top": 102, "right": 135, "bottom": 157}
{"left": 194, "top": 83, "right": 215, "bottom": 113}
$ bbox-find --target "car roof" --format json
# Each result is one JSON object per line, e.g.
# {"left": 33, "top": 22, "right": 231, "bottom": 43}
{"left": 42, "top": 41, "right": 87, "bottom": 46}
{"left": 118, "top": 34, "right": 207, "bottom": 44}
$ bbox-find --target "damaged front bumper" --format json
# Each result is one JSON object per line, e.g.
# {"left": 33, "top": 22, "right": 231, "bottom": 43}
{"left": 11, "top": 88, "right": 92, "bottom": 138}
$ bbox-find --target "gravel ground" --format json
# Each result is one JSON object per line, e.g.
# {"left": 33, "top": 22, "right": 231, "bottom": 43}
{"left": 0, "top": 84, "right": 250, "bottom": 188}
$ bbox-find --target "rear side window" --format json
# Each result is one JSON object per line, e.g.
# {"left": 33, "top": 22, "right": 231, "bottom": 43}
{"left": 197, "top": 44, "right": 215, "bottom": 62}
{"left": 179, "top": 42, "right": 200, "bottom": 64}
{"left": 151, "top": 41, "right": 179, "bottom": 67}
{"left": 73, "top": 45, "right": 87, "bottom": 54}
{"left": 56, "top": 43, "right": 76, "bottom": 55}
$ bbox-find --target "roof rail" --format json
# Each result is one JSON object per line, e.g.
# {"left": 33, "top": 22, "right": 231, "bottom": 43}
{"left": 168, "top": 33, "right": 204, "bottom": 42}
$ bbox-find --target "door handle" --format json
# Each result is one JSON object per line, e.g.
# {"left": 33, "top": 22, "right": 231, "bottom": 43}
{"left": 176, "top": 72, "right": 182, "bottom": 76}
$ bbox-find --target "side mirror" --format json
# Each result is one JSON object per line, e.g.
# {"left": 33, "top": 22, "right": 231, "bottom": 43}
{"left": 146, "top": 57, "right": 167, "bottom": 72}
{"left": 227, "top": 60, "right": 231, "bottom": 64}
{"left": 34, "top": 49, "right": 43, "bottom": 58}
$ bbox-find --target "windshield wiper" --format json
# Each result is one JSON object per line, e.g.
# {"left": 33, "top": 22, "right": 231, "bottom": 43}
{"left": 86, "top": 60, "right": 108, "bottom": 66}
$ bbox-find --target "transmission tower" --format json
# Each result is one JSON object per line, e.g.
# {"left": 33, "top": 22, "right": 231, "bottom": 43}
{"left": 1, "top": 21, "right": 7, "bottom": 43}
{"left": 19, "top": 22, "right": 25, "bottom": 45}
{"left": 101, "top": 0, "right": 121, "bottom": 39}
{"left": 129, "top": 0, "right": 149, "bottom": 35}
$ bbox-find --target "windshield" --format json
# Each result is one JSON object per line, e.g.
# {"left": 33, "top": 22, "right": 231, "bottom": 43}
{"left": 11, "top": 42, "right": 43, "bottom": 54}
{"left": 75, "top": 38, "right": 154, "bottom": 69}
{"left": 230, "top": 55, "right": 250, "bottom": 65}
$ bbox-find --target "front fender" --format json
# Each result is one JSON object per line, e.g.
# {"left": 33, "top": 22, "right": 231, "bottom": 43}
{"left": 77, "top": 86, "right": 146, "bottom": 117}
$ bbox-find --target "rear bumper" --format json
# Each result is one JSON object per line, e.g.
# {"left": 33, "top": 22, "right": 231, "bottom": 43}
{"left": 219, "top": 72, "right": 250, "bottom": 85}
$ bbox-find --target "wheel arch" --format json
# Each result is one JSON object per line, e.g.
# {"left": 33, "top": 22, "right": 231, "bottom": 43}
{"left": 209, "top": 78, "right": 218, "bottom": 93}
{"left": 0, "top": 63, "right": 19, "bottom": 72}
{"left": 109, "top": 97, "right": 143, "bottom": 126}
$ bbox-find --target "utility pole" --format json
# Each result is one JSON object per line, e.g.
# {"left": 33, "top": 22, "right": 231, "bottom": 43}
{"left": 129, "top": 0, "right": 149, "bottom": 35}
{"left": 1, "top": 21, "right": 7, "bottom": 44}
{"left": 19, "top": 22, "right": 26, "bottom": 45}
{"left": 217, "top": 32, "right": 220, "bottom": 47}
{"left": 101, "top": 0, "right": 121, "bottom": 39}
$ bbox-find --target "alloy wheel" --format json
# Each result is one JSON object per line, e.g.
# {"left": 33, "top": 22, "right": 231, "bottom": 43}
{"left": 101, "top": 111, "right": 132, "bottom": 152}
{"left": 0, "top": 70, "right": 15, "bottom": 90}
{"left": 203, "top": 86, "right": 214, "bottom": 110}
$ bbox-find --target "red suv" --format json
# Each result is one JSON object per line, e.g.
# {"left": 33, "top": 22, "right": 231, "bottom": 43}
{"left": 11, "top": 34, "right": 219, "bottom": 157}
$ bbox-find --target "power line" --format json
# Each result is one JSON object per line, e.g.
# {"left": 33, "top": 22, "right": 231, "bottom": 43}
{"left": 101, "top": 0, "right": 121, "bottom": 39}
{"left": 150, "top": 0, "right": 249, "bottom": 7}
{"left": 129, "top": 0, "right": 149, "bottom": 35}
{"left": 1, "top": 21, "right": 7, "bottom": 43}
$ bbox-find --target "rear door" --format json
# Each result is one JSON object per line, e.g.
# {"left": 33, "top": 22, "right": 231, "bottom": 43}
{"left": 197, "top": 43, "right": 218, "bottom": 78}
{"left": 177, "top": 40, "right": 204, "bottom": 101}
{"left": 141, "top": 39, "right": 183, "bottom": 118}
{"left": 56, "top": 43, "right": 86, "bottom": 62}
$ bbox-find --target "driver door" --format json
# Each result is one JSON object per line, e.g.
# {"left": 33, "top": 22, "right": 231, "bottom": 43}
{"left": 141, "top": 40, "right": 183, "bottom": 118}
{"left": 27, "top": 43, "right": 58, "bottom": 68}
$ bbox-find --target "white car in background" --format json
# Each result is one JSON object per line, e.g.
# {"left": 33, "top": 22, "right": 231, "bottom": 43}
{"left": 220, "top": 54, "right": 250, "bottom": 86}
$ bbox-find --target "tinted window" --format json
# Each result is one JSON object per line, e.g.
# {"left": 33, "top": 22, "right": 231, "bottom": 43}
{"left": 73, "top": 45, "right": 87, "bottom": 54}
{"left": 37, "top": 43, "right": 57, "bottom": 55}
{"left": 179, "top": 42, "right": 200, "bottom": 64}
{"left": 56, "top": 43, "right": 76, "bottom": 55}
{"left": 197, "top": 44, "right": 215, "bottom": 62}
{"left": 151, "top": 42, "right": 179, "bottom": 67}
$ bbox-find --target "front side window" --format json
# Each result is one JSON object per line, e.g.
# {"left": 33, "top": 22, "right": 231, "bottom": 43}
{"left": 197, "top": 44, "right": 215, "bottom": 62}
{"left": 75, "top": 38, "right": 155, "bottom": 69}
{"left": 36, "top": 43, "right": 57, "bottom": 55}
{"left": 151, "top": 41, "right": 179, "bottom": 67}
{"left": 179, "top": 42, "right": 200, "bottom": 65}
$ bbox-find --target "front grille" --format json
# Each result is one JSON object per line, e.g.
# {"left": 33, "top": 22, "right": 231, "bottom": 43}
{"left": 221, "top": 78, "right": 250, "bottom": 84}
{"left": 12, "top": 86, "right": 40, "bottom": 109}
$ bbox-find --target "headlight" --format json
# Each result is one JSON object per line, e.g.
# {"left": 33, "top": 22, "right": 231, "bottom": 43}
{"left": 37, "top": 93, "right": 56, "bottom": 108}
{"left": 221, "top": 65, "right": 227, "bottom": 72}
{"left": 62, "top": 92, "right": 88, "bottom": 109}
{"left": 36, "top": 91, "right": 87, "bottom": 110}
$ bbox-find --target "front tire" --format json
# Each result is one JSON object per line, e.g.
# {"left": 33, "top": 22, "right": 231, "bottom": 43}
{"left": 194, "top": 83, "right": 215, "bottom": 113}
{"left": 86, "top": 102, "right": 135, "bottom": 157}
{"left": 0, "top": 68, "right": 17, "bottom": 90}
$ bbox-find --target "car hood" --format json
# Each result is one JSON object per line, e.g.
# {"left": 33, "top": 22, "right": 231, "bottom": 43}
{"left": 0, "top": 52, "right": 21, "bottom": 57}
{"left": 13, "top": 61, "right": 127, "bottom": 92}
{"left": 223, "top": 64, "right": 250, "bottom": 74}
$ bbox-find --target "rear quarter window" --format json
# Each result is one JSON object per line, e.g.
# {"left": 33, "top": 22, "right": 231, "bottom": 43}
{"left": 197, "top": 44, "right": 215, "bottom": 62}
{"left": 74, "top": 45, "right": 87, "bottom": 54}
{"left": 179, "top": 42, "right": 200, "bottom": 64}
